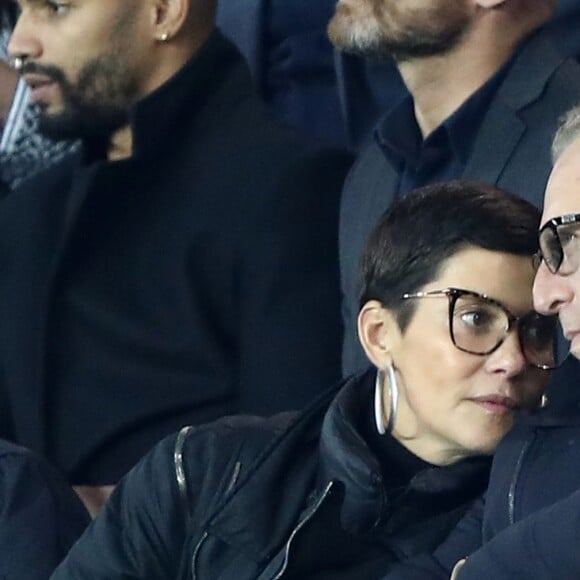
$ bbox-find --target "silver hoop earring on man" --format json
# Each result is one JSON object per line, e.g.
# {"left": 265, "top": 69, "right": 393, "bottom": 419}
{"left": 374, "top": 364, "right": 399, "bottom": 435}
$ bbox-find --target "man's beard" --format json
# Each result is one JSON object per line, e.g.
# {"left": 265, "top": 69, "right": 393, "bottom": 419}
{"left": 22, "top": 54, "right": 138, "bottom": 142}
{"left": 328, "top": 1, "right": 471, "bottom": 63}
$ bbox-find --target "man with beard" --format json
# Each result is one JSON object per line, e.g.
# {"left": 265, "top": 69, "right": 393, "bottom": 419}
{"left": 335, "top": 0, "right": 580, "bottom": 150}
{"left": 3, "top": 0, "right": 352, "bottom": 514}
{"left": 330, "top": 0, "right": 580, "bottom": 376}
{"left": 0, "top": 1, "right": 76, "bottom": 193}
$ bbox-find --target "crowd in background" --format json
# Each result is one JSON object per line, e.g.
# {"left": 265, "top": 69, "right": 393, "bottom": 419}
{"left": 1, "top": 0, "right": 580, "bottom": 578}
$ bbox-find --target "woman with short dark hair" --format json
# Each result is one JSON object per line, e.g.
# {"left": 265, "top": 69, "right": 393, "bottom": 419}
{"left": 53, "top": 181, "right": 553, "bottom": 579}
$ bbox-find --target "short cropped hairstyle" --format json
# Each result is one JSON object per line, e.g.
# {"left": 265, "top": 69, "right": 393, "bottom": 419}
{"left": 552, "top": 105, "right": 580, "bottom": 163}
{"left": 359, "top": 181, "right": 541, "bottom": 331}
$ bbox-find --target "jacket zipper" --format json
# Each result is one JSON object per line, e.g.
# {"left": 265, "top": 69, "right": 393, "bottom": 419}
{"left": 508, "top": 432, "right": 535, "bottom": 525}
{"left": 271, "top": 480, "right": 335, "bottom": 580}
{"left": 190, "top": 482, "right": 335, "bottom": 580}
{"left": 191, "top": 531, "right": 209, "bottom": 580}
{"left": 190, "top": 460, "right": 244, "bottom": 579}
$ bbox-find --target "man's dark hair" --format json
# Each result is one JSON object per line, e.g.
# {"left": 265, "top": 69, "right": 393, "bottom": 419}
{"left": 359, "top": 180, "right": 540, "bottom": 331}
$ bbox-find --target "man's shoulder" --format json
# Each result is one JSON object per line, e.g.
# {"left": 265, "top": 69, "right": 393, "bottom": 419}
{"left": 9, "top": 151, "right": 78, "bottom": 200}
{"left": 498, "top": 29, "right": 580, "bottom": 113}
{"left": 521, "top": 55, "right": 580, "bottom": 112}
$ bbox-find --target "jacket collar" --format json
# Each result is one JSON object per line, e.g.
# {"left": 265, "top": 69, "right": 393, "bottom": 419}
{"left": 82, "top": 29, "right": 250, "bottom": 163}
{"left": 464, "top": 27, "right": 566, "bottom": 184}
{"left": 493, "top": 27, "right": 566, "bottom": 111}
{"left": 317, "top": 370, "right": 384, "bottom": 532}
{"left": 202, "top": 371, "right": 490, "bottom": 561}
{"left": 63, "top": 30, "right": 251, "bottom": 251}
{"left": 318, "top": 370, "right": 491, "bottom": 534}
{"left": 204, "top": 382, "right": 340, "bottom": 563}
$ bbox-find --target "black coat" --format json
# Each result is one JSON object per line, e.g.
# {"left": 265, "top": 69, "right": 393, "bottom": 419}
{"left": 0, "top": 30, "right": 352, "bottom": 484}
{"left": 0, "top": 440, "right": 89, "bottom": 579}
{"left": 383, "top": 363, "right": 580, "bottom": 579}
{"left": 52, "top": 372, "right": 490, "bottom": 579}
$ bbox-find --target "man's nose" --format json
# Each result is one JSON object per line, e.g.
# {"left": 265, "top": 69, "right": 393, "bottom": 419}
{"left": 7, "top": 13, "right": 43, "bottom": 63}
{"left": 533, "top": 262, "right": 574, "bottom": 315}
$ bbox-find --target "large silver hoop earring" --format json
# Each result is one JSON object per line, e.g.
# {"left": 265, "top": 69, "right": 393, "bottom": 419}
{"left": 374, "top": 364, "right": 399, "bottom": 435}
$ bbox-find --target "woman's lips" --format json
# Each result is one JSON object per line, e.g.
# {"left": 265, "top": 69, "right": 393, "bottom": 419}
{"left": 470, "top": 395, "right": 519, "bottom": 415}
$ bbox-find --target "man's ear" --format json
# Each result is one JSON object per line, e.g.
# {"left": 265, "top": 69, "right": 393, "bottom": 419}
{"left": 357, "top": 301, "right": 401, "bottom": 369}
{"left": 150, "top": 0, "right": 189, "bottom": 41}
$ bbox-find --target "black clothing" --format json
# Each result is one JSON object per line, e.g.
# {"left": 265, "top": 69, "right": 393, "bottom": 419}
{"left": 376, "top": 58, "right": 508, "bottom": 196}
{"left": 0, "top": 30, "right": 352, "bottom": 484}
{"left": 0, "top": 440, "right": 89, "bottom": 579}
{"left": 383, "top": 368, "right": 580, "bottom": 579}
{"left": 360, "top": 399, "right": 432, "bottom": 492}
{"left": 52, "top": 371, "right": 490, "bottom": 579}
{"left": 217, "top": 0, "right": 346, "bottom": 146}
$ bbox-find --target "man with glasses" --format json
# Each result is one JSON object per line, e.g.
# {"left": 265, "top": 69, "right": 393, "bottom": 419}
{"left": 383, "top": 106, "right": 580, "bottom": 580}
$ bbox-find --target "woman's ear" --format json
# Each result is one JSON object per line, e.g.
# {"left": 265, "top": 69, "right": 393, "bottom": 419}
{"left": 357, "top": 301, "right": 401, "bottom": 368}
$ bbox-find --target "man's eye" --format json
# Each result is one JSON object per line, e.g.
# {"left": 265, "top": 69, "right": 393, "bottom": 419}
{"left": 561, "top": 232, "right": 577, "bottom": 249}
{"left": 45, "top": 1, "right": 70, "bottom": 15}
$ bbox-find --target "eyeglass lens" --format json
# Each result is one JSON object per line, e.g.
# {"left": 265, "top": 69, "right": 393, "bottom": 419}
{"left": 539, "top": 221, "right": 580, "bottom": 275}
{"left": 450, "top": 294, "right": 569, "bottom": 369}
{"left": 539, "top": 227, "right": 562, "bottom": 273}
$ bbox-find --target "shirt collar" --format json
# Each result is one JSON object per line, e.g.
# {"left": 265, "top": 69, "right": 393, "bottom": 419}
{"left": 375, "top": 48, "right": 516, "bottom": 170}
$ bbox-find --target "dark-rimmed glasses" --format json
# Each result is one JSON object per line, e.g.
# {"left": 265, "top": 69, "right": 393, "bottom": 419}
{"left": 536, "top": 213, "right": 580, "bottom": 275}
{"left": 402, "top": 287, "right": 568, "bottom": 370}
